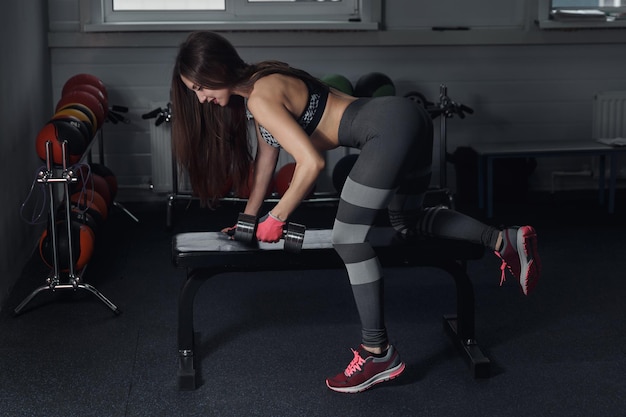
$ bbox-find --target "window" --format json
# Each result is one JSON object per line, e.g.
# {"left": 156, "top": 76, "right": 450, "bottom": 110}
{"left": 538, "top": 0, "right": 626, "bottom": 28}
{"left": 83, "top": 0, "right": 379, "bottom": 31}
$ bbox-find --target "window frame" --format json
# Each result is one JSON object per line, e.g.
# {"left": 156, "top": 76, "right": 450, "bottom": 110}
{"left": 537, "top": 0, "right": 626, "bottom": 29}
{"left": 82, "top": 0, "right": 380, "bottom": 32}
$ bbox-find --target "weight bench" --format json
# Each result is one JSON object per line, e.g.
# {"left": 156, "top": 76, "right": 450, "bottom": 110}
{"left": 172, "top": 228, "right": 490, "bottom": 391}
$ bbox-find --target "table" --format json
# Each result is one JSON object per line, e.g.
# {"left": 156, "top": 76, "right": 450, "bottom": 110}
{"left": 472, "top": 140, "right": 626, "bottom": 218}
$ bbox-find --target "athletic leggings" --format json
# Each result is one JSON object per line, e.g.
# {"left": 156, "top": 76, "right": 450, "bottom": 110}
{"left": 332, "top": 97, "right": 500, "bottom": 349}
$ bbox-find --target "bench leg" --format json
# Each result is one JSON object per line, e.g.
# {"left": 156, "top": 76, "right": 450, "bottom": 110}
{"left": 175, "top": 261, "right": 490, "bottom": 389}
{"left": 178, "top": 268, "right": 214, "bottom": 390}
{"left": 439, "top": 260, "right": 491, "bottom": 378}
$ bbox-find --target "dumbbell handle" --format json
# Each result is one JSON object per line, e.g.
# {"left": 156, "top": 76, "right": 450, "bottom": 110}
{"left": 233, "top": 213, "right": 305, "bottom": 253}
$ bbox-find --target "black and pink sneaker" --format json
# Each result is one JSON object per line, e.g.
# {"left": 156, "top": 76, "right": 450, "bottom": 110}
{"left": 326, "top": 345, "right": 405, "bottom": 393}
{"left": 495, "top": 225, "right": 541, "bottom": 295}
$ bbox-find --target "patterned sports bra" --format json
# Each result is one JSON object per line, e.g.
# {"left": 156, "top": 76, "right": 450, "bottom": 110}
{"left": 245, "top": 78, "right": 329, "bottom": 148}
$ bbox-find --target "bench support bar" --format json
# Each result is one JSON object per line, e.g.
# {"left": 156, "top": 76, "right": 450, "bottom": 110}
{"left": 176, "top": 258, "right": 490, "bottom": 390}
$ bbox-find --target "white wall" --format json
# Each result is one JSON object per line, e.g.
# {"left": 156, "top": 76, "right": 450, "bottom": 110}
{"left": 46, "top": 0, "right": 626, "bottom": 197}
{"left": 0, "top": 0, "right": 52, "bottom": 310}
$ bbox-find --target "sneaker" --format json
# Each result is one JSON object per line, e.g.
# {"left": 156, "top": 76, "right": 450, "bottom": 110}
{"left": 326, "top": 345, "right": 406, "bottom": 393}
{"left": 495, "top": 226, "right": 541, "bottom": 295}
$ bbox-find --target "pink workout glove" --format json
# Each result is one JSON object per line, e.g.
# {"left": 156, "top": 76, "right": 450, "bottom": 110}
{"left": 256, "top": 212, "right": 285, "bottom": 243}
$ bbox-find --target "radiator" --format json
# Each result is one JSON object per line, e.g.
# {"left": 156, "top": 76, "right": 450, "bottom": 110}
{"left": 592, "top": 90, "right": 626, "bottom": 179}
{"left": 149, "top": 120, "right": 174, "bottom": 193}
{"left": 592, "top": 90, "right": 626, "bottom": 140}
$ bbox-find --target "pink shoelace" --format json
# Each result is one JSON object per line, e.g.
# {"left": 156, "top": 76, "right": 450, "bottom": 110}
{"left": 494, "top": 250, "right": 508, "bottom": 286}
{"left": 344, "top": 348, "right": 366, "bottom": 377}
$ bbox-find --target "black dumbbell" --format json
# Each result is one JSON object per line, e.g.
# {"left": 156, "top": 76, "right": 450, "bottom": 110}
{"left": 233, "top": 213, "right": 305, "bottom": 253}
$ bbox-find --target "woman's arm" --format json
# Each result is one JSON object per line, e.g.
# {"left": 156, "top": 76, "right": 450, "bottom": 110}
{"left": 246, "top": 78, "right": 325, "bottom": 222}
{"left": 243, "top": 121, "right": 280, "bottom": 216}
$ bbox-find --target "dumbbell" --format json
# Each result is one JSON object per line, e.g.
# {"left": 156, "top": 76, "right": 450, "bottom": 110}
{"left": 233, "top": 213, "right": 306, "bottom": 253}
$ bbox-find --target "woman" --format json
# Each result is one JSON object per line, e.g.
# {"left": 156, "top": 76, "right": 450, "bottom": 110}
{"left": 171, "top": 31, "right": 541, "bottom": 393}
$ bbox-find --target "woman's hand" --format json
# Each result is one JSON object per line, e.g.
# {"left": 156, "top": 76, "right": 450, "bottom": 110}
{"left": 221, "top": 224, "right": 237, "bottom": 239}
{"left": 256, "top": 212, "right": 285, "bottom": 243}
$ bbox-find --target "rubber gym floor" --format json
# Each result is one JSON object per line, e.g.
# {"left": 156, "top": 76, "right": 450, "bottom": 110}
{"left": 1, "top": 189, "right": 625, "bottom": 417}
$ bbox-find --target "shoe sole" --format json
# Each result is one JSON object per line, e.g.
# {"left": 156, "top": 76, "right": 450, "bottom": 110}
{"left": 517, "top": 226, "right": 541, "bottom": 295}
{"left": 326, "top": 361, "right": 406, "bottom": 394}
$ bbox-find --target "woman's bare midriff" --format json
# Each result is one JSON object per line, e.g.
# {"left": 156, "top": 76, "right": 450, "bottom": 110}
{"left": 310, "top": 91, "right": 357, "bottom": 152}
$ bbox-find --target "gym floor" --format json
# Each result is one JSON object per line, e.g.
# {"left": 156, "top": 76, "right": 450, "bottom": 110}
{"left": 1, "top": 190, "right": 625, "bottom": 417}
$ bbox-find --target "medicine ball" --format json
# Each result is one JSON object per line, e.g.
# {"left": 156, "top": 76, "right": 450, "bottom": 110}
{"left": 55, "top": 205, "right": 100, "bottom": 235}
{"left": 35, "top": 120, "right": 87, "bottom": 165}
{"left": 57, "top": 103, "right": 99, "bottom": 133}
{"left": 56, "top": 90, "right": 105, "bottom": 129}
{"left": 53, "top": 108, "right": 96, "bottom": 138}
{"left": 332, "top": 154, "right": 359, "bottom": 194}
{"left": 39, "top": 219, "right": 95, "bottom": 271}
{"left": 73, "top": 171, "right": 113, "bottom": 209}
{"left": 321, "top": 74, "right": 354, "bottom": 95}
{"left": 404, "top": 91, "right": 432, "bottom": 109}
{"left": 65, "top": 84, "right": 108, "bottom": 118}
{"left": 70, "top": 189, "right": 109, "bottom": 221}
{"left": 69, "top": 198, "right": 105, "bottom": 227}
{"left": 50, "top": 114, "right": 92, "bottom": 145}
{"left": 62, "top": 73, "right": 108, "bottom": 99}
{"left": 89, "top": 163, "right": 118, "bottom": 200}
{"left": 354, "top": 72, "right": 396, "bottom": 98}
{"left": 64, "top": 207, "right": 100, "bottom": 235}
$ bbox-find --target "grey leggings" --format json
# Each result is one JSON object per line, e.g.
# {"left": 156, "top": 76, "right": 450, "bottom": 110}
{"left": 332, "top": 97, "right": 499, "bottom": 348}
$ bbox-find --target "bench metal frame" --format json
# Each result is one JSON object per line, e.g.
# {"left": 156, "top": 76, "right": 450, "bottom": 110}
{"left": 172, "top": 229, "right": 490, "bottom": 390}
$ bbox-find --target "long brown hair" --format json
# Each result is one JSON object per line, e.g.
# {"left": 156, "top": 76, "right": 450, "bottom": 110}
{"left": 171, "top": 31, "right": 323, "bottom": 206}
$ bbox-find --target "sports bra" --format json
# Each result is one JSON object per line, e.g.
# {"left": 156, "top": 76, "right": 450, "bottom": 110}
{"left": 245, "top": 78, "right": 329, "bottom": 148}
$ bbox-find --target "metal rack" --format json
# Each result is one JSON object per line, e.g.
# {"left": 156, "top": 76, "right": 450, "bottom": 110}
{"left": 14, "top": 137, "right": 120, "bottom": 316}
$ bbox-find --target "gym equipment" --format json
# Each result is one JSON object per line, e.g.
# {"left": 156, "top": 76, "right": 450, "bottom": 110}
{"left": 15, "top": 140, "right": 119, "bottom": 316}
{"left": 39, "top": 219, "right": 95, "bottom": 271}
{"left": 105, "top": 105, "right": 130, "bottom": 125}
{"left": 404, "top": 85, "right": 474, "bottom": 189}
{"left": 404, "top": 91, "right": 433, "bottom": 109}
{"left": 56, "top": 90, "right": 105, "bottom": 129}
{"left": 73, "top": 172, "right": 113, "bottom": 209}
{"left": 172, "top": 227, "right": 489, "bottom": 390}
{"left": 233, "top": 213, "right": 306, "bottom": 254}
{"left": 354, "top": 72, "right": 396, "bottom": 98}
{"left": 89, "top": 163, "right": 118, "bottom": 201}
{"left": 65, "top": 84, "right": 109, "bottom": 117}
{"left": 70, "top": 199, "right": 105, "bottom": 226}
{"left": 57, "top": 103, "right": 98, "bottom": 133}
{"left": 70, "top": 189, "right": 109, "bottom": 221}
{"left": 142, "top": 102, "right": 172, "bottom": 126}
{"left": 62, "top": 73, "right": 108, "bottom": 99}
{"left": 331, "top": 153, "right": 359, "bottom": 194}
{"left": 66, "top": 207, "right": 100, "bottom": 235}
{"left": 50, "top": 114, "right": 92, "bottom": 145}
{"left": 35, "top": 120, "right": 86, "bottom": 165}
{"left": 321, "top": 74, "right": 354, "bottom": 95}
{"left": 53, "top": 108, "right": 96, "bottom": 137}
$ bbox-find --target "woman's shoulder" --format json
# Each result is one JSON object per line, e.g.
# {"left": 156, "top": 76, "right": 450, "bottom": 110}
{"left": 248, "top": 74, "right": 304, "bottom": 107}
{"left": 253, "top": 73, "right": 300, "bottom": 91}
